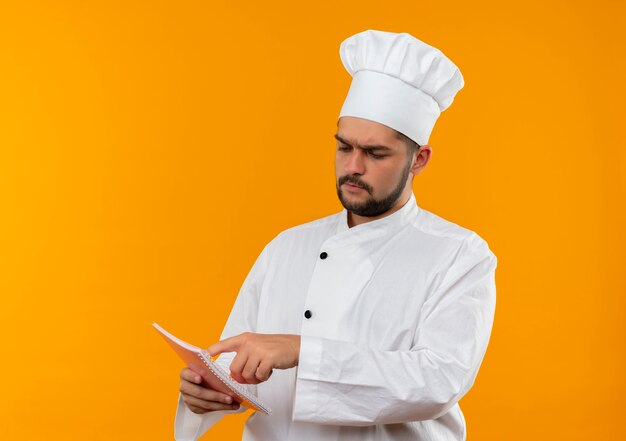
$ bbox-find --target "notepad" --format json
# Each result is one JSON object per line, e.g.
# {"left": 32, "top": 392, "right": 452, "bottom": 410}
{"left": 152, "top": 322, "right": 272, "bottom": 415}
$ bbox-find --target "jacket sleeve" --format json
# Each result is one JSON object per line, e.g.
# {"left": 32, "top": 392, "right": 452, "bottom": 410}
{"left": 292, "top": 237, "right": 497, "bottom": 426}
{"left": 174, "top": 243, "right": 271, "bottom": 440}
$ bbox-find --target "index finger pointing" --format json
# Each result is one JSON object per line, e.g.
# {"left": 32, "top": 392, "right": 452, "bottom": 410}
{"left": 207, "top": 334, "right": 244, "bottom": 357}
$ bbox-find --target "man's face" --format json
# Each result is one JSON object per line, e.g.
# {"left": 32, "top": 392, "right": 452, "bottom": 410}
{"left": 335, "top": 116, "right": 415, "bottom": 217}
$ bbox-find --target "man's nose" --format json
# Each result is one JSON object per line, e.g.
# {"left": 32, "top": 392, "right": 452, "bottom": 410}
{"left": 344, "top": 150, "right": 366, "bottom": 175}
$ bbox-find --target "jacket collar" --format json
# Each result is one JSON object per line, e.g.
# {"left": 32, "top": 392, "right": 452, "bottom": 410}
{"left": 330, "top": 192, "right": 419, "bottom": 246}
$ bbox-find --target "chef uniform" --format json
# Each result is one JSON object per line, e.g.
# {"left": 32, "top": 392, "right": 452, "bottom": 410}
{"left": 174, "top": 30, "right": 497, "bottom": 441}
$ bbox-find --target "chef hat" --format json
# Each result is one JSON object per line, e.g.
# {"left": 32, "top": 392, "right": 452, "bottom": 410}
{"left": 339, "top": 30, "right": 464, "bottom": 146}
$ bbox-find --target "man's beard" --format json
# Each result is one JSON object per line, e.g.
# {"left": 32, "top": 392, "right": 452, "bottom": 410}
{"left": 336, "top": 159, "right": 412, "bottom": 217}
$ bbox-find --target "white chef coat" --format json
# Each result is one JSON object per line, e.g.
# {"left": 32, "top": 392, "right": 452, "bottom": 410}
{"left": 175, "top": 193, "right": 497, "bottom": 441}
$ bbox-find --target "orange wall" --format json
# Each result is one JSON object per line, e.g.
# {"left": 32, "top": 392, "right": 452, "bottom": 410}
{"left": 0, "top": 1, "right": 624, "bottom": 440}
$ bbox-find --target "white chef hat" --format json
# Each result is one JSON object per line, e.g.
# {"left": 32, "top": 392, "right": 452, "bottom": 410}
{"left": 339, "top": 30, "right": 464, "bottom": 146}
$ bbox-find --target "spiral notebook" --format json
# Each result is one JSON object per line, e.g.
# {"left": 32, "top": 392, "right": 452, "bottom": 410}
{"left": 152, "top": 322, "right": 271, "bottom": 415}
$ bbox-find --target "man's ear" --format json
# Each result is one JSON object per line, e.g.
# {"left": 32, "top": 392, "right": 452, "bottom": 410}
{"left": 411, "top": 144, "right": 432, "bottom": 177}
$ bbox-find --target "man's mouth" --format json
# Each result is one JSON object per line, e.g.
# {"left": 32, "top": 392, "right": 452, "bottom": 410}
{"left": 338, "top": 176, "right": 372, "bottom": 194}
{"left": 344, "top": 182, "right": 367, "bottom": 193}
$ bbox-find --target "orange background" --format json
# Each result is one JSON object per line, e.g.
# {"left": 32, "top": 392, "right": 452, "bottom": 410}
{"left": 1, "top": 1, "right": 624, "bottom": 440}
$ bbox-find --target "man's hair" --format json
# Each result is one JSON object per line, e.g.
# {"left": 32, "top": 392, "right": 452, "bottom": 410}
{"left": 394, "top": 130, "right": 420, "bottom": 156}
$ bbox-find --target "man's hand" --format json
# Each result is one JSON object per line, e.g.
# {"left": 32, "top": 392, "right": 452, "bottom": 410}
{"left": 208, "top": 333, "right": 301, "bottom": 385}
{"left": 179, "top": 367, "right": 241, "bottom": 414}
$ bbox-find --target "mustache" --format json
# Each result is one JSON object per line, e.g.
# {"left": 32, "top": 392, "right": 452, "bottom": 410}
{"left": 337, "top": 175, "right": 373, "bottom": 194}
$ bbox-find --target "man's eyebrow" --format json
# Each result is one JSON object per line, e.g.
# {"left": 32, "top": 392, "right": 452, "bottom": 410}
{"left": 334, "top": 134, "right": 393, "bottom": 151}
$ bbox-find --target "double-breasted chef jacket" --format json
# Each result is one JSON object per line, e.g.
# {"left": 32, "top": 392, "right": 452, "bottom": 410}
{"left": 175, "top": 192, "right": 497, "bottom": 441}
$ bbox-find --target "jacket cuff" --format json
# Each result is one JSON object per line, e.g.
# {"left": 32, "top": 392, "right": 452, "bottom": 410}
{"left": 292, "top": 335, "right": 323, "bottom": 421}
{"left": 174, "top": 393, "right": 239, "bottom": 441}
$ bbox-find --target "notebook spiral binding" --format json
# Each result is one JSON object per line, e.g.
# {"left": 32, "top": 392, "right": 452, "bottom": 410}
{"left": 197, "top": 350, "right": 271, "bottom": 415}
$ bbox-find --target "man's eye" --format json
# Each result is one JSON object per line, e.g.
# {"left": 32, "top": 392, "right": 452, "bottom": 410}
{"left": 337, "top": 145, "right": 351, "bottom": 152}
{"left": 368, "top": 152, "right": 387, "bottom": 159}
